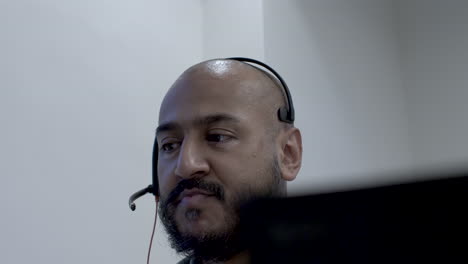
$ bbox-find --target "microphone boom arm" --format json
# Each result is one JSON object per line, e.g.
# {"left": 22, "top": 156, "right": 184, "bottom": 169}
{"left": 129, "top": 185, "right": 154, "bottom": 211}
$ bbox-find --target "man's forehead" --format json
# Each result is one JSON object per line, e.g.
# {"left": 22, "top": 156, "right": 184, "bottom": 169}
{"left": 158, "top": 78, "right": 252, "bottom": 125}
{"left": 160, "top": 63, "right": 263, "bottom": 118}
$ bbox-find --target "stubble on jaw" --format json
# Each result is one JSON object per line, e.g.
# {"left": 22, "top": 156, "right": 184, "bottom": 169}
{"left": 158, "top": 157, "right": 284, "bottom": 262}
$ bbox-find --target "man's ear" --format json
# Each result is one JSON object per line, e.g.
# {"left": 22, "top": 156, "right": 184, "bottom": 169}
{"left": 277, "top": 127, "right": 302, "bottom": 181}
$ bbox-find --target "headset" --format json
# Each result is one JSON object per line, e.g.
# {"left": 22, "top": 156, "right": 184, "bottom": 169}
{"left": 128, "top": 57, "right": 295, "bottom": 211}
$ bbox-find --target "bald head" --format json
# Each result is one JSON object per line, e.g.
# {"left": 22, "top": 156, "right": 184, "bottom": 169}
{"left": 160, "top": 59, "right": 289, "bottom": 133}
{"left": 180, "top": 59, "right": 285, "bottom": 100}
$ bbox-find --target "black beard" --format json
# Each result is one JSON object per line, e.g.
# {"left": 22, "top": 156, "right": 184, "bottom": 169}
{"left": 159, "top": 159, "right": 283, "bottom": 262}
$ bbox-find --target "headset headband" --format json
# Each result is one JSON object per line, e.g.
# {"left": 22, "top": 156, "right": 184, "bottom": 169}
{"left": 227, "top": 57, "right": 295, "bottom": 124}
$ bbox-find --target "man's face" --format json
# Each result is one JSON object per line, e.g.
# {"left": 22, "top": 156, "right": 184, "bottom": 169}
{"left": 156, "top": 62, "right": 285, "bottom": 260}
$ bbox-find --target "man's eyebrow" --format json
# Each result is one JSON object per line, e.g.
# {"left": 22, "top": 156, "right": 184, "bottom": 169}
{"left": 156, "top": 113, "right": 241, "bottom": 136}
{"left": 156, "top": 122, "right": 179, "bottom": 136}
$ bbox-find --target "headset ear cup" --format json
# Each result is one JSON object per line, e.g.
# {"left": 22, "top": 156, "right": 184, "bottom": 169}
{"left": 152, "top": 140, "right": 160, "bottom": 197}
{"left": 277, "top": 107, "right": 288, "bottom": 122}
{"left": 278, "top": 107, "right": 294, "bottom": 124}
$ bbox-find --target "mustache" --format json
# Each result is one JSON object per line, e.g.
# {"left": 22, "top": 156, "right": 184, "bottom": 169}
{"left": 166, "top": 178, "right": 225, "bottom": 205}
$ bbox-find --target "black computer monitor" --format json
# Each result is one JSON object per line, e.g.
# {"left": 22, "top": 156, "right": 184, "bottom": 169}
{"left": 240, "top": 174, "right": 468, "bottom": 264}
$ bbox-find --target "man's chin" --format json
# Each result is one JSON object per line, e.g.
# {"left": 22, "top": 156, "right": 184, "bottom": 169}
{"left": 172, "top": 224, "right": 242, "bottom": 262}
{"left": 175, "top": 208, "right": 226, "bottom": 237}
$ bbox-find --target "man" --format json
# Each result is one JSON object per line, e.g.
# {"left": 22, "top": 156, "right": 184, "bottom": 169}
{"left": 156, "top": 59, "right": 303, "bottom": 264}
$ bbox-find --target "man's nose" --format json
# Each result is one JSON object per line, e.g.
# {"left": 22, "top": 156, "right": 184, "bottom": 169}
{"left": 174, "top": 139, "right": 209, "bottom": 179}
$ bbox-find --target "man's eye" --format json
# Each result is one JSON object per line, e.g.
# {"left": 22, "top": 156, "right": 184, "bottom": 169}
{"left": 206, "top": 134, "right": 231, "bottom": 143}
{"left": 161, "top": 142, "right": 180, "bottom": 152}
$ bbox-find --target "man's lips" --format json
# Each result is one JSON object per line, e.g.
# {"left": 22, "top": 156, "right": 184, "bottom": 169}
{"left": 175, "top": 188, "right": 214, "bottom": 204}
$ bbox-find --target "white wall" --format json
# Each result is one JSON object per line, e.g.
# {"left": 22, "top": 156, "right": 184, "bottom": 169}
{"left": 263, "top": 0, "right": 415, "bottom": 192}
{"left": 0, "top": 1, "right": 202, "bottom": 263}
{"left": 202, "top": 0, "right": 265, "bottom": 60}
{"left": 398, "top": 0, "right": 468, "bottom": 167}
